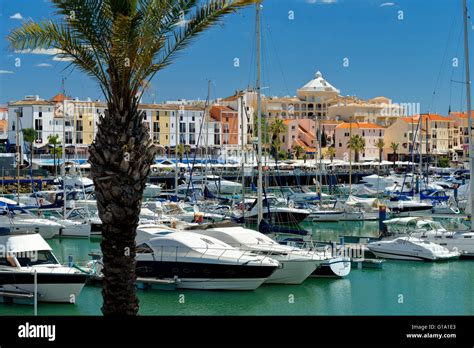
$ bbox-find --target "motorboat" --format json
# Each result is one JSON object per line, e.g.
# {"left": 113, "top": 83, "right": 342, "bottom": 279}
{"left": 383, "top": 217, "right": 474, "bottom": 257}
{"left": 185, "top": 222, "right": 320, "bottom": 284}
{"left": 0, "top": 206, "right": 62, "bottom": 239}
{"left": 309, "top": 209, "right": 364, "bottom": 222}
{"left": 185, "top": 174, "right": 242, "bottom": 194}
{"left": 65, "top": 208, "right": 102, "bottom": 234}
{"left": 143, "top": 183, "right": 163, "bottom": 198}
{"left": 386, "top": 196, "right": 433, "bottom": 216}
{"left": 39, "top": 210, "right": 91, "bottom": 238}
{"left": 144, "top": 201, "right": 226, "bottom": 223}
{"left": 242, "top": 197, "right": 310, "bottom": 224}
{"left": 368, "top": 236, "right": 460, "bottom": 261}
{"left": 93, "top": 224, "right": 280, "bottom": 290}
{"left": 274, "top": 237, "right": 351, "bottom": 277}
{"left": 0, "top": 234, "right": 86, "bottom": 303}
{"left": 285, "top": 186, "right": 320, "bottom": 203}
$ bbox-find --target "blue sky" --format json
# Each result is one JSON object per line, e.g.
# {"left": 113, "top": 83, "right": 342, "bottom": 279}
{"left": 0, "top": 0, "right": 470, "bottom": 115}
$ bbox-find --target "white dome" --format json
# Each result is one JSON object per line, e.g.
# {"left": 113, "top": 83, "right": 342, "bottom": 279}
{"left": 298, "top": 71, "right": 340, "bottom": 93}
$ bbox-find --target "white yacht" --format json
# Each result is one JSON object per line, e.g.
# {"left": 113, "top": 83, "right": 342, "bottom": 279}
{"left": 186, "top": 223, "right": 319, "bottom": 284}
{"left": 40, "top": 210, "right": 91, "bottom": 238}
{"left": 0, "top": 234, "right": 86, "bottom": 302}
{"left": 386, "top": 198, "right": 433, "bottom": 216}
{"left": 368, "top": 236, "right": 460, "bottom": 261}
{"left": 383, "top": 217, "right": 474, "bottom": 257}
{"left": 242, "top": 197, "right": 310, "bottom": 224}
{"left": 185, "top": 174, "right": 242, "bottom": 194}
{"left": 144, "top": 202, "right": 226, "bottom": 224}
{"left": 0, "top": 207, "right": 62, "bottom": 239}
{"left": 310, "top": 209, "right": 364, "bottom": 222}
{"left": 94, "top": 224, "right": 280, "bottom": 290}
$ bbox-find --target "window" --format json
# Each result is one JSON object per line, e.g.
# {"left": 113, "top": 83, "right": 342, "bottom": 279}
{"left": 16, "top": 251, "right": 58, "bottom": 266}
{"left": 189, "top": 134, "right": 196, "bottom": 145}
{"left": 179, "top": 123, "right": 186, "bottom": 133}
{"left": 189, "top": 123, "right": 196, "bottom": 133}
{"left": 34, "top": 119, "right": 43, "bottom": 131}
{"left": 136, "top": 243, "right": 154, "bottom": 253}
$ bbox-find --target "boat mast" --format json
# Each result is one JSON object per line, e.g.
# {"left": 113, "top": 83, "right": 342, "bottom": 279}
{"left": 256, "top": 1, "right": 263, "bottom": 224}
{"left": 15, "top": 107, "right": 20, "bottom": 204}
{"left": 62, "top": 96, "right": 67, "bottom": 218}
{"left": 463, "top": 0, "right": 474, "bottom": 230}
{"left": 241, "top": 94, "right": 246, "bottom": 222}
{"left": 175, "top": 106, "right": 179, "bottom": 199}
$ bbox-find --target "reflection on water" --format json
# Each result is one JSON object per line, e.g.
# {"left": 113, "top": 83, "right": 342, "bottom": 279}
{"left": 0, "top": 221, "right": 473, "bottom": 316}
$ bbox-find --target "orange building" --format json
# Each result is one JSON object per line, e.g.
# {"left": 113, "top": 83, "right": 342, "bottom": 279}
{"left": 210, "top": 105, "right": 239, "bottom": 145}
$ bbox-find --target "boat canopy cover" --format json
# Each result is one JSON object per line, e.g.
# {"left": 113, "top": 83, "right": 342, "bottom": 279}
{"left": 382, "top": 217, "right": 423, "bottom": 225}
{"left": 0, "top": 234, "right": 51, "bottom": 252}
{"left": 345, "top": 195, "right": 379, "bottom": 208}
{"left": 353, "top": 185, "right": 378, "bottom": 196}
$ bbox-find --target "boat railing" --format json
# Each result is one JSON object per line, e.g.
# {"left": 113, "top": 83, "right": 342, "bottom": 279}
{"left": 148, "top": 245, "right": 274, "bottom": 265}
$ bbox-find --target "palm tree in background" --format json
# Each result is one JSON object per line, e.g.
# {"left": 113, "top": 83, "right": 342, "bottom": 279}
{"left": 269, "top": 119, "right": 287, "bottom": 160}
{"left": 390, "top": 142, "right": 399, "bottom": 168}
{"left": 326, "top": 146, "right": 336, "bottom": 163}
{"left": 375, "top": 138, "right": 385, "bottom": 162}
{"left": 22, "top": 128, "right": 36, "bottom": 169}
{"left": 293, "top": 144, "right": 304, "bottom": 159}
{"left": 8, "top": 0, "right": 256, "bottom": 316}
{"left": 47, "top": 134, "right": 61, "bottom": 177}
{"left": 348, "top": 135, "right": 366, "bottom": 163}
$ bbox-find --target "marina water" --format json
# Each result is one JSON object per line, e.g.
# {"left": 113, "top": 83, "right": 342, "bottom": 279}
{"left": 1, "top": 220, "right": 472, "bottom": 316}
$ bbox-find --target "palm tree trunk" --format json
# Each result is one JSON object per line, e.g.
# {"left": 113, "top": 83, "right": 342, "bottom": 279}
{"left": 89, "top": 102, "right": 155, "bottom": 316}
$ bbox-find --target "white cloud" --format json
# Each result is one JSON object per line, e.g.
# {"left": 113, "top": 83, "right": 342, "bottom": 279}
{"left": 10, "top": 13, "right": 23, "bottom": 20}
{"left": 15, "top": 48, "right": 63, "bottom": 55}
{"left": 37, "top": 63, "right": 52, "bottom": 67}
{"left": 380, "top": 2, "right": 395, "bottom": 6}
{"left": 0, "top": 70, "right": 14, "bottom": 74}
{"left": 53, "top": 56, "right": 74, "bottom": 62}
{"left": 307, "top": 0, "right": 338, "bottom": 4}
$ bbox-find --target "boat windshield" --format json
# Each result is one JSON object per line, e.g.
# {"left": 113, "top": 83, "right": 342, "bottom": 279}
{"left": 16, "top": 250, "right": 59, "bottom": 267}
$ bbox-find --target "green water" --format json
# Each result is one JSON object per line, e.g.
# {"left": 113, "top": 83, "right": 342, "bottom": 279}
{"left": 1, "top": 221, "right": 473, "bottom": 316}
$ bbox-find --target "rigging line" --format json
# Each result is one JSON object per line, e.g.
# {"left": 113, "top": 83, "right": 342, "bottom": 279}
{"left": 428, "top": 8, "right": 459, "bottom": 113}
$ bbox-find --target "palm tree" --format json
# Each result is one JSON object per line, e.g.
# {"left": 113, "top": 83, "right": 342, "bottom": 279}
{"left": 326, "top": 146, "right": 336, "bottom": 163}
{"left": 176, "top": 144, "right": 185, "bottom": 163}
{"left": 348, "top": 135, "right": 366, "bottom": 163}
{"left": 269, "top": 119, "right": 287, "bottom": 160}
{"left": 293, "top": 144, "right": 304, "bottom": 159}
{"left": 390, "top": 142, "right": 399, "bottom": 168}
{"left": 47, "top": 134, "right": 61, "bottom": 177}
{"left": 8, "top": 0, "right": 256, "bottom": 316}
{"left": 375, "top": 138, "right": 385, "bottom": 162}
{"left": 22, "top": 128, "right": 36, "bottom": 169}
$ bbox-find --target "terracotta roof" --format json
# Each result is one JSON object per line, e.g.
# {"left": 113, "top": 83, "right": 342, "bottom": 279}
{"left": 403, "top": 114, "right": 455, "bottom": 123}
{"left": 50, "top": 93, "right": 72, "bottom": 102}
{"left": 449, "top": 111, "right": 473, "bottom": 119}
{"left": 335, "top": 122, "right": 385, "bottom": 129}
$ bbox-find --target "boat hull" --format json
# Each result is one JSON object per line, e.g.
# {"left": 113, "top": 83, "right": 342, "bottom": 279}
{"left": 264, "top": 259, "right": 316, "bottom": 284}
{"left": 0, "top": 272, "right": 86, "bottom": 303}
{"left": 311, "top": 257, "right": 351, "bottom": 277}
{"left": 135, "top": 260, "right": 277, "bottom": 290}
